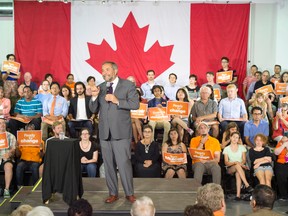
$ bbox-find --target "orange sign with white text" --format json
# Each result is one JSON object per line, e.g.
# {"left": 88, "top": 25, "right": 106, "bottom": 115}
{"left": 188, "top": 148, "right": 214, "bottom": 161}
{"left": 131, "top": 103, "right": 148, "bottom": 119}
{"left": 163, "top": 152, "right": 187, "bottom": 165}
{"left": 0, "top": 133, "right": 8, "bottom": 149}
{"left": 280, "top": 96, "right": 288, "bottom": 104}
{"left": 167, "top": 101, "right": 189, "bottom": 117}
{"left": 148, "top": 107, "right": 169, "bottom": 121}
{"left": 275, "top": 83, "right": 288, "bottom": 95}
{"left": 17, "top": 130, "right": 42, "bottom": 147}
{"left": 1, "top": 61, "right": 21, "bottom": 74}
{"left": 216, "top": 71, "right": 233, "bottom": 83}
{"left": 255, "top": 84, "right": 274, "bottom": 95}
{"left": 213, "top": 89, "right": 221, "bottom": 101}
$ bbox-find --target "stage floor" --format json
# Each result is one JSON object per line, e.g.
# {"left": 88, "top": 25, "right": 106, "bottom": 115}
{"left": 1, "top": 178, "right": 288, "bottom": 216}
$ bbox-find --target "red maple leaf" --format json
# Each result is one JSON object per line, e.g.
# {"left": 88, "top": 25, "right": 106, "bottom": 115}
{"left": 86, "top": 12, "right": 174, "bottom": 86}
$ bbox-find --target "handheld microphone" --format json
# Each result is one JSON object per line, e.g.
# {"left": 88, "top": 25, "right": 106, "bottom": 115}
{"left": 106, "top": 82, "right": 111, "bottom": 94}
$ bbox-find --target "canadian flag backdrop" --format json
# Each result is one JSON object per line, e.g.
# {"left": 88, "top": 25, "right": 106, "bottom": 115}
{"left": 14, "top": 1, "right": 249, "bottom": 97}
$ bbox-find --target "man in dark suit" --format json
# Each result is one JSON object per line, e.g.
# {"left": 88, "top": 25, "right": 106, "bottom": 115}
{"left": 89, "top": 61, "right": 139, "bottom": 203}
{"left": 67, "top": 81, "right": 94, "bottom": 137}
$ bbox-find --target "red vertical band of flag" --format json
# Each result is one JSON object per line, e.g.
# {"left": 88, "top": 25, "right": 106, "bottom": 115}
{"left": 14, "top": 2, "right": 71, "bottom": 84}
{"left": 190, "top": 3, "right": 250, "bottom": 98}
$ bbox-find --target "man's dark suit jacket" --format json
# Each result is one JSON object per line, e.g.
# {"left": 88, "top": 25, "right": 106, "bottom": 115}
{"left": 69, "top": 96, "right": 93, "bottom": 119}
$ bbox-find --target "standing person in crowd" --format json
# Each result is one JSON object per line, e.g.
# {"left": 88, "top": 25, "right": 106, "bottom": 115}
{"left": 244, "top": 107, "right": 269, "bottom": 148}
{"left": 272, "top": 103, "right": 288, "bottom": 142}
{"left": 274, "top": 136, "right": 288, "bottom": 201}
{"left": 89, "top": 61, "right": 139, "bottom": 203}
{"left": 171, "top": 88, "right": 194, "bottom": 141}
{"left": 244, "top": 184, "right": 282, "bottom": 216}
{"left": 0, "top": 118, "right": 16, "bottom": 198}
{"left": 202, "top": 71, "right": 222, "bottom": 99}
{"left": 243, "top": 65, "right": 258, "bottom": 99}
{"left": 164, "top": 73, "right": 180, "bottom": 101}
{"left": 134, "top": 125, "right": 160, "bottom": 178}
{"left": 67, "top": 81, "right": 94, "bottom": 138}
{"left": 253, "top": 70, "right": 275, "bottom": 93}
{"left": 191, "top": 86, "right": 219, "bottom": 138}
{"left": 41, "top": 82, "right": 68, "bottom": 141}
{"left": 0, "top": 86, "right": 11, "bottom": 121}
{"left": 141, "top": 70, "right": 159, "bottom": 101}
{"left": 65, "top": 74, "right": 76, "bottom": 96}
{"left": 190, "top": 122, "right": 221, "bottom": 185}
{"left": 246, "top": 71, "right": 262, "bottom": 101}
{"left": 185, "top": 74, "right": 199, "bottom": 101}
{"left": 196, "top": 183, "right": 226, "bottom": 216}
{"left": 2, "top": 54, "right": 21, "bottom": 98}
{"left": 23, "top": 72, "right": 38, "bottom": 96}
{"left": 218, "top": 84, "right": 247, "bottom": 139}
{"left": 8, "top": 86, "right": 42, "bottom": 138}
{"left": 217, "top": 56, "right": 237, "bottom": 97}
{"left": 60, "top": 84, "right": 72, "bottom": 106}
{"left": 223, "top": 131, "right": 253, "bottom": 201}
{"left": 85, "top": 76, "right": 97, "bottom": 96}
{"left": 162, "top": 128, "right": 187, "bottom": 179}
{"left": 249, "top": 134, "right": 273, "bottom": 187}
{"left": 148, "top": 85, "right": 171, "bottom": 147}
{"left": 221, "top": 122, "right": 243, "bottom": 149}
{"left": 35, "top": 80, "right": 51, "bottom": 106}
{"left": 270, "top": 64, "right": 282, "bottom": 83}
{"left": 79, "top": 128, "right": 98, "bottom": 177}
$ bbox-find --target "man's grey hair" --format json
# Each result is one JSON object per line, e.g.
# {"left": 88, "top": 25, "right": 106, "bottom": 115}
{"left": 27, "top": 206, "right": 54, "bottom": 216}
{"left": 130, "top": 196, "right": 156, "bottom": 216}
{"left": 196, "top": 183, "right": 224, "bottom": 212}
{"left": 199, "top": 86, "right": 211, "bottom": 94}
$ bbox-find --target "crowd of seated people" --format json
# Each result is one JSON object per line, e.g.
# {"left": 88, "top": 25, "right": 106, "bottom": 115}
{"left": 1, "top": 54, "right": 288, "bottom": 204}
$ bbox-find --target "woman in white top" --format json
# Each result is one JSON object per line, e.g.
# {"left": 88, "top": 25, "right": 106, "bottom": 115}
{"left": 223, "top": 131, "right": 253, "bottom": 200}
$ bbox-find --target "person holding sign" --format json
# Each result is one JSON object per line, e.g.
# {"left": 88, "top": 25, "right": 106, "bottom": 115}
{"left": 134, "top": 125, "right": 160, "bottom": 178}
{"left": 190, "top": 122, "right": 221, "bottom": 185}
{"left": 272, "top": 103, "right": 288, "bottom": 142}
{"left": 162, "top": 128, "right": 187, "bottom": 178}
{"left": 218, "top": 84, "right": 247, "bottom": 140}
{"left": 1, "top": 54, "right": 21, "bottom": 98}
{"left": 223, "top": 131, "right": 253, "bottom": 201}
{"left": 0, "top": 118, "right": 16, "bottom": 198}
{"left": 253, "top": 70, "right": 274, "bottom": 93}
{"left": 202, "top": 72, "right": 222, "bottom": 100}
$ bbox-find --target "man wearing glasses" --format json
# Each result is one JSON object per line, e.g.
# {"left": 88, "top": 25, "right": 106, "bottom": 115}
{"left": 244, "top": 107, "right": 269, "bottom": 148}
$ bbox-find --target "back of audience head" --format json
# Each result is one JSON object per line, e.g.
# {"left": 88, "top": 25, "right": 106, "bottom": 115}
{"left": 26, "top": 206, "right": 54, "bottom": 216}
{"left": 250, "top": 184, "right": 276, "bottom": 211}
{"left": 196, "top": 183, "right": 225, "bottom": 214}
{"left": 184, "top": 204, "right": 213, "bottom": 216}
{"left": 67, "top": 198, "right": 93, "bottom": 216}
{"left": 11, "top": 204, "right": 33, "bottom": 216}
{"left": 130, "top": 196, "right": 155, "bottom": 216}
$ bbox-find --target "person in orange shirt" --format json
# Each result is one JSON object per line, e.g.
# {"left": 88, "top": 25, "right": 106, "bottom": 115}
{"left": 65, "top": 74, "right": 75, "bottom": 97}
{"left": 15, "top": 124, "right": 43, "bottom": 187}
{"left": 190, "top": 122, "right": 221, "bottom": 185}
{"left": 196, "top": 183, "right": 226, "bottom": 216}
{"left": 274, "top": 136, "right": 288, "bottom": 201}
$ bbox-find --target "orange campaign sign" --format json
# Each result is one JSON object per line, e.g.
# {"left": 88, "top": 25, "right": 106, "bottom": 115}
{"left": 10, "top": 116, "right": 32, "bottom": 124}
{"left": 148, "top": 107, "right": 169, "bottom": 121}
{"left": 130, "top": 103, "right": 148, "bottom": 119}
{"left": 17, "top": 130, "right": 42, "bottom": 147}
{"left": 255, "top": 84, "right": 274, "bottom": 95}
{"left": 280, "top": 96, "right": 288, "bottom": 104}
{"left": 0, "top": 133, "right": 8, "bottom": 150}
{"left": 163, "top": 152, "right": 187, "bottom": 165}
{"left": 275, "top": 83, "right": 288, "bottom": 95}
{"left": 213, "top": 89, "right": 221, "bottom": 101}
{"left": 1, "top": 61, "right": 21, "bottom": 74}
{"left": 216, "top": 71, "right": 233, "bottom": 83}
{"left": 167, "top": 101, "right": 189, "bottom": 117}
{"left": 188, "top": 148, "right": 214, "bottom": 161}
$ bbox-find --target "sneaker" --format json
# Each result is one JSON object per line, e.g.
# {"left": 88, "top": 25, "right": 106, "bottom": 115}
{"left": 187, "top": 128, "right": 194, "bottom": 136}
{"left": 3, "top": 189, "right": 10, "bottom": 199}
{"left": 234, "top": 196, "right": 242, "bottom": 201}
{"left": 246, "top": 185, "right": 254, "bottom": 193}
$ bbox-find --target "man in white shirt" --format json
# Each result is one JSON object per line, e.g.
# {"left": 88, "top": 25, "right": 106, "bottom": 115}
{"left": 67, "top": 82, "right": 94, "bottom": 137}
{"left": 141, "top": 70, "right": 158, "bottom": 101}
{"left": 164, "top": 73, "right": 180, "bottom": 101}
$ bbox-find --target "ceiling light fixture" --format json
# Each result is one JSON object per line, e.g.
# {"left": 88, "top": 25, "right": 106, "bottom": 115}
{"left": 38, "top": 0, "right": 43, "bottom": 3}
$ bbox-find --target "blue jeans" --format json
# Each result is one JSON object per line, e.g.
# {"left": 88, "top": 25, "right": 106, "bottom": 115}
{"left": 81, "top": 163, "right": 97, "bottom": 177}
{"left": 16, "top": 160, "right": 40, "bottom": 186}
